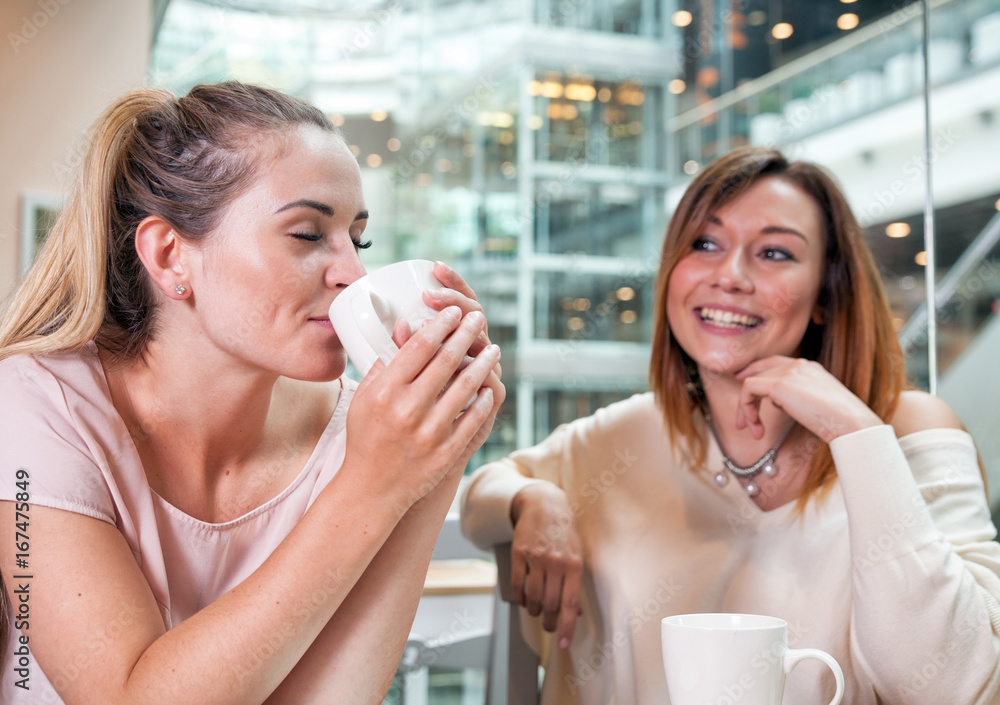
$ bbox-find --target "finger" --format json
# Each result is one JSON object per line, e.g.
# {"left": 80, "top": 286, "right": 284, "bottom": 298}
{"left": 523, "top": 559, "right": 546, "bottom": 617}
{"left": 446, "top": 385, "right": 496, "bottom": 458}
{"left": 385, "top": 306, "right": 463, "bottom": 382}
{"left": 434, "top": 344, "right": 500, "bottom": 421}
{"left": 737, "top": 380, "right": 769, "bottom": 440}
{"left": 432, "top": 261, "right": 477, "bottom": 300}
{"left": 392, "top": 318, "right": 412, "bottom": 347}
{"left": 424, "top": 287, "right": 491, "bottom": 354}
{"left": 416, "top": 313, "right": 488, "bottom": 408}
{"left": 556, "top": 570, "right": 582, "bottom": 649}
{"left": 541, "top": 569, "right": 564, "bottom": 633}
{"left": 734, "top": 355, "right": 794, "bottom": 380}
{"left": 509, "top": 544, "right": 529, "bottom": 607}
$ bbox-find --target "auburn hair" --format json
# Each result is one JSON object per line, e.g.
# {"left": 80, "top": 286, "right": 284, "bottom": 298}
{"left": 650, "top": 146, "right": 905, "bottom": 510}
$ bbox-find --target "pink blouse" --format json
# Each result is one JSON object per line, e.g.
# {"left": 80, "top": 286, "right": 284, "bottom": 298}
{"left": 0, "top": 341, "right": 354, "bottom": 703}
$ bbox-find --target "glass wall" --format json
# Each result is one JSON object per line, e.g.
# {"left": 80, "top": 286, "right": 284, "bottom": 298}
{"left": 142, "top": 0, "right": 1000, "bottom": 701}
{"left": 151, "top": 0, "right": 1000, "bottom": 503}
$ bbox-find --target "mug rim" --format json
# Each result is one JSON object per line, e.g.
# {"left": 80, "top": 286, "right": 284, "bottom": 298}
{"left": 662, "top": 613, "right": 787, "bottom": 631}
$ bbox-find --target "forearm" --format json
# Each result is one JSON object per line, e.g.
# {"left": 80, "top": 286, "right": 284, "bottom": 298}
{"left": 833, "top": 426, "right": 1000, "bottom": 702}
{"left": 121, "top": 466, "right": 403, "bottom": 705}
{"left": 265, "top": 471, "right": 464, "bottom": 703}
{"left": 460, "top": 459, "right": 547, "bottom": 548}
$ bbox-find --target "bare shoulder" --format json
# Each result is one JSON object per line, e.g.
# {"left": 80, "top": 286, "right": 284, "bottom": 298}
{"left": 889, "top": 390, "right": 965, "bottom": 438}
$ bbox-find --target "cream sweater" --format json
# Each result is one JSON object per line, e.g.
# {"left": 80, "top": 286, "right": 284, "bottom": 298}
{"left": 460, "top": 393, "right": 1000, "bottom": 705}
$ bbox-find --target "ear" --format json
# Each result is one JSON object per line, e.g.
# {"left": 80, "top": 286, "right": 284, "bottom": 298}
{"left": 134, "top": 215, "right": 190, "bottom": 299}
{"left": 811, "top": 302, "right": 825, "bottom": 325}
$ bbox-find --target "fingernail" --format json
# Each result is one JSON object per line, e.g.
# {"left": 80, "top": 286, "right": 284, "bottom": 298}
{"left": 444, "top": 306, "right": 462, "bottom": 319}
{"left": 467, "top": 310, "right": 485, "bottom": 325}
{"left": 436, "top": 260, "right": 453, "bottom": 272}
{"left": 489, "top": 344, "right": 501, "bottom": 358}
{"left": 426, "top": 288, "right": 445, "bottom": 300}
{"left": 559, "top": 637, "right": 570, "bottom": 649}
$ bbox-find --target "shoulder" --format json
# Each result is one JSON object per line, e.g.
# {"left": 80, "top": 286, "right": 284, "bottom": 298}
{"left": 889, "top": 390, "right": 965, "bottom": 438}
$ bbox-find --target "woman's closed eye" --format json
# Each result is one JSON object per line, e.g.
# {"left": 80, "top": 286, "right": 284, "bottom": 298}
{"left": 290, "top": 232, "right": 373, "bottom": 250}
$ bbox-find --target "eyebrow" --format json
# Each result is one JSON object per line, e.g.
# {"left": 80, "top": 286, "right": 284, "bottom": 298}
{"left": 707, "top": 215, "right": 807, "bottom": 242}
{"left": 275, "top": 199, "right": 369, "bottom": 222}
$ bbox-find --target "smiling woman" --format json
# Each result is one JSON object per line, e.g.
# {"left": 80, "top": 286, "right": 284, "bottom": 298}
{"left": 460, "top": 147, "right": 1000, "bottom": 704}
{"left": 0, "top": 82, "right": 504, "bottom": 705}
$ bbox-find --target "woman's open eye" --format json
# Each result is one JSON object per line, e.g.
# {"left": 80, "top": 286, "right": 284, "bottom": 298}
{"left": 691, "top": 236, "right": 718, "bottom": 252}
{"left": 760, "top": 247, "right": 794, "bottom": 262}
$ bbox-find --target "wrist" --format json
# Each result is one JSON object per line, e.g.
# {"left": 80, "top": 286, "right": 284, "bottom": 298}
{"left": 511, "top": 482, "right": 566, "bottom": 525}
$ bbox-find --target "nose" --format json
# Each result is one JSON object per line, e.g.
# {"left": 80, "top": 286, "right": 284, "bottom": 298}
{"left": 711, "top": 248, "right": 753, "bottom": 293}
{"left": 325, "top": 244, "right": 367, "bottom": 291}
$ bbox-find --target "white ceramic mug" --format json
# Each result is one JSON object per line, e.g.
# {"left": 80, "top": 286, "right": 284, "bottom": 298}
{"left": 328, "top": 259, "right": 442, "bottom": 376}
{"left": 661, "top": 613, "right": 844, "bottom": 705}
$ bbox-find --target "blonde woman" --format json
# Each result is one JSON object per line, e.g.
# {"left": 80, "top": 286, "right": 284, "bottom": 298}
{"left": 0, "top": 82, "right": 504, "bottom": 704}
{"left": 461, "top": 147, "right": 1000, "bottom": 704}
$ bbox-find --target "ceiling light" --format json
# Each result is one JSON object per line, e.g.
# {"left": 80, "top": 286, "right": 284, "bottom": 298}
{"left": 366, "top": 154, "right": 382, "bottom": 168}
{"left": 915, "top": 251, "right": 927, "bottom": 266}
{"left": 672, "top": 10, "right": 692, "bottom": 27}
{"left": 668, "top": 79, "right": 686, "bottom": 94}
{"left": 837, "top": 13, "right": 859, "bottom": 30}
{"left": 885, "top": 222, "right": 911, "bottom": 238}
{"left": 370, "top": 109, "right": 388, "bottom": 122}
{"left": 771, "top": 22, "right": 793, "bottom": 40}
{"left": 387, "top": 137, "right": 401, "bottom": 152}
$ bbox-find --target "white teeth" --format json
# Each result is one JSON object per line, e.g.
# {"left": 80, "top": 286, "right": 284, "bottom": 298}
{"left": 699, "top": 307, "right": 762, "bottom": 328}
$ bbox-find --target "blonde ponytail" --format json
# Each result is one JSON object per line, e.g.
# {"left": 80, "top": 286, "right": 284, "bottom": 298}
{"left": 0, "top": 90, "right": 172, "bottom": 361}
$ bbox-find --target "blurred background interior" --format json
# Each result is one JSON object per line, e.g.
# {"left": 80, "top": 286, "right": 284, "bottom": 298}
{"left": 2, "top": 0, "right": 999, "bottom": 702}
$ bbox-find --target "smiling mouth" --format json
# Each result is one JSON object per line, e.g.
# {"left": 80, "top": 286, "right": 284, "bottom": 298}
{"left": 698, "top": 307, "right": 762, "bottom": 329}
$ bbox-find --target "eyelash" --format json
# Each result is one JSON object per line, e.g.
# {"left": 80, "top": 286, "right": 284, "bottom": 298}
{"left": 691, "top": 237, "right": 795, "bottom": 262}
{"left": 291, "top": 233, "right": 373, "bottom": 250}
{"left": 760, "top": 247, "right": 794, "bottom": 261}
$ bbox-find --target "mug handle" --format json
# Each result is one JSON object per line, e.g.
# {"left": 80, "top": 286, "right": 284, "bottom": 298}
{"left": 783, "top": 648, "right": 845, "bottom": 705}
{"left": 349, "top": 288, "right": 400, "bottom": 374}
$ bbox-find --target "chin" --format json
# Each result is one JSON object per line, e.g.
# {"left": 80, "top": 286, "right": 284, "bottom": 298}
{"left": 280, "top": 353, "right": 348, "bottom": 382}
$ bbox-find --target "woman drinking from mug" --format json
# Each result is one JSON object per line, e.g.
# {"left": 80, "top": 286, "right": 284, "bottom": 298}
{"left": 0, "top": 81, "right": 504, "bottom": 704}
{"left": 460, "top": 147, "right": 1000, "bottom": 704}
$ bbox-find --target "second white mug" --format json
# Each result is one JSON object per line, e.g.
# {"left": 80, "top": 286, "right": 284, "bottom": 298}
{"left": 661, "top": 613, "right": 844, "bottom": 705}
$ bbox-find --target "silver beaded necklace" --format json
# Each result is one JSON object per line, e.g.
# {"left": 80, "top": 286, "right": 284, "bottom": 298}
{"left": 705, "top": 414, "right": 796, "bottom": 497}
